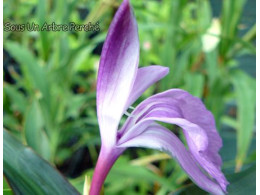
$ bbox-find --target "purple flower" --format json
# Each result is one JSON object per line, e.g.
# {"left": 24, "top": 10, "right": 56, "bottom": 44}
{"left": 89, "top": 0, "right": 228, "bottom": 194}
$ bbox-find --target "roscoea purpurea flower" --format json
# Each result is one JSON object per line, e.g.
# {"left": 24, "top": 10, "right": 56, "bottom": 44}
{"left": 89, "top": 0, "right": 228, "bottom": 194}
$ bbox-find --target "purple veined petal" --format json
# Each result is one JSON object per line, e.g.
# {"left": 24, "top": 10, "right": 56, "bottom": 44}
{"left": 97, "top": 0, "right": 139, "bottom": 147}
{"left": 118, "top": 99, "right": 182, "bottom": 137}
{"left": 118, "top": 115, "right": 208, "bottom": 157}
{"left": 120, "top": 89, "right": 222, "bottom": 166}
{"left": 125, "top": 65, "right": 169, "bottom": 108}
{"left": 119, "top": 91, "right": 209, "bottom": 153}
{"left": 117, "top": 123, "right": 226, "bottom": 195}
{"left": 117, "top": 89, "right": 228, "bottom": 192}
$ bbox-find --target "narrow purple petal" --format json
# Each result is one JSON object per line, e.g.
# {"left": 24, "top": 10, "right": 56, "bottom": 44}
{"left": 97, "top": 0, "right": 139, "bottom": 146}
{"left": 118, "top": 89, "right": 228, "bottom": 192}
{"left": 126, "top": 65, "right": 169, "bottom": 107}
{"left": 117, "top": 123, "right": 225, "bottom": 195}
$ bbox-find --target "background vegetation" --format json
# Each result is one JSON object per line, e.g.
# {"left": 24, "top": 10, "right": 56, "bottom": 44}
{"left": 3, "top": 0, "right": 256, "bottom": 194}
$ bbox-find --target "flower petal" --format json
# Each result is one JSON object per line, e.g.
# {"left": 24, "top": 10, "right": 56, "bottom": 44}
{"left": 117, "top": 123, "right": 226, "bottom": 195}
{"left": 97, "top": 0, "right": 139, "bottom": 146}
{"left": 118, "top": 89, "right": 228, "bottom": 191}
{"left": 126, "top": 65, "right": 169, "bottom": 107}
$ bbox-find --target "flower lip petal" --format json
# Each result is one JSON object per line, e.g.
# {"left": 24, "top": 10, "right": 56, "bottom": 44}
{"left": 96, "top": 0, "right": 139, "bottom": 146}
{"left": 120, "top": 89, "right": 222, "bottom": 166}
{"left": 117, "top": 123, "right": 227, "bottom": 195}
{"left": 117, "top": 89, "right": 228, "bottom": 192}
{"left": 118, "top": 116, "right": 208, "bottom": 153}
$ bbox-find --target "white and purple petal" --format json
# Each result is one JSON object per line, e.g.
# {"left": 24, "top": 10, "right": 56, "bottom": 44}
{"left": 97, "top": 0, "right": 139, "bottom": 147}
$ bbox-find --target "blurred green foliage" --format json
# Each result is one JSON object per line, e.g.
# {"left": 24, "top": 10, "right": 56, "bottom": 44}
{"left": 3, "top": 0, "right": 256, "bottom": 194}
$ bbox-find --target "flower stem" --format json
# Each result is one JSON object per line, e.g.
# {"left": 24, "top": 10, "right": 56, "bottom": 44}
{"left": 89, "top": 146, "right": 123, "bottom": 195}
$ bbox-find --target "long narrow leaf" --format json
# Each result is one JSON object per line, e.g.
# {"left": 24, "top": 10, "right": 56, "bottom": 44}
{"left": 231, "top": 70, "right": 256, "bottom": 171}
{"left": 3, "top": 130, "right": 80, "bottom": 195}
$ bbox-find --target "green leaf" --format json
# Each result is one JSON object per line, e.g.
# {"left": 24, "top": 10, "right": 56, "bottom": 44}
{"left": 160, "top": 0, "right": 185, "bottom": 90}
{"left": 196, "top": 0, "right": 211, "bottom": 31}
{"left": 219, "top": 0, "right": 247, "bottom": 58}
{"left": 170, "top": 164, "right": 256, "bottom": 195}
{"left": 231, "top": 70, "right": 256, "bottom": 170}
{"left": 183, "top": 72, "right": 204, "bottom": 98}
{"left": 221, "top": 116, "right": 237, "bottom": 130}
{"left": 169, "top": 184, "right": 207, "bottom": 195}
{"left": 4, "top": 41, "right": 50, "bottom": 100}
{"left": 106, "top": 157, "right": 177, "bottom": 193}
{"left": 4, "top": 84, "right": 27, "bottom": 114}
{"left": 37, "top": 0, "right": 50, "bottom": 60}
{"left": 3, "top": 176, "right": 13, "bottom": 195}
{"left": 24, "top": 100, "right": 50, "bottom": 160}
{"left": 3, "top": 129, "right": 80, "bottom": 195}
{"left": 205, "top": 50, "right": 218, "bottom": 87}
{"left": 227, "top": 164, "right": 256, "bottom": 195}
{"left": 65, "top": 94, "right": 86, "bottom": 118}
